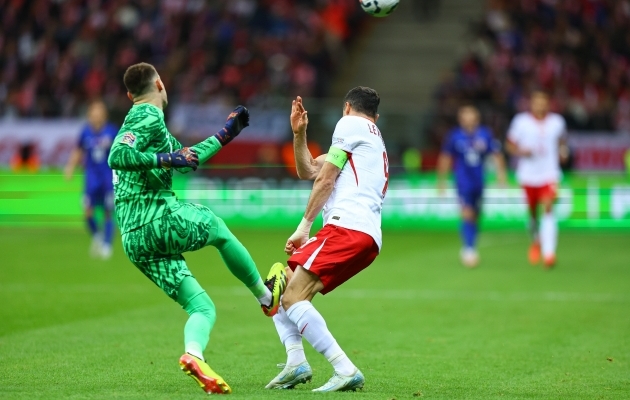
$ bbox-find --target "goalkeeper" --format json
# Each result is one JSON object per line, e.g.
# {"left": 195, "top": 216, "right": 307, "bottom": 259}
{"left": 108, "top": 62, "right": 286, "bottom": 395}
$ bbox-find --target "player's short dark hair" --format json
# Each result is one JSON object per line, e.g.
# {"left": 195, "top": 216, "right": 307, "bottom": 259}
{"left": 343, "top": 86, "right": 380, "bottom": 118}
{"left": 123, "top": 63, "right": 157, "bottom": 97}
{"left": 458, "top": 103, "right": 479, "bottom": 112}
{"left": 531, "top": 89, "right": 550, "bottom": 98}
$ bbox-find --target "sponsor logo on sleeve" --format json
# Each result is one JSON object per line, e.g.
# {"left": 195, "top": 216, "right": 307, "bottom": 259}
{"left": 121, "top": 132, "right": 136, "bottom": 147}
{"left": 332, "top": 136, "right": 344, "bottom": 145}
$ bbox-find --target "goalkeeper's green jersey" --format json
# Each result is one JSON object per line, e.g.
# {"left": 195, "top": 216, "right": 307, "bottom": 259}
{"left": 109, "top": 103, "right": 222, "bottom": 234}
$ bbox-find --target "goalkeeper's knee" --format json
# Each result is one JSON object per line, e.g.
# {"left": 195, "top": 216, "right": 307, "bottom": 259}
{"left": 211, "top": 216, "right": 238, "bottom": 249}
{"left": 178, "top": 277, "right": 216, "bottom": 320}
{"left": 185, "top": 292, "right": 216, "bottom": 321}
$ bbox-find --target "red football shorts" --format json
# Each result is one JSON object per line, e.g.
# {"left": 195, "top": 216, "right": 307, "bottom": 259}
{"left": 522, "top": 183, "right": 557, "bottom": 213}
{"left": 287, "top": 224, "right": 379, "bottom": 294}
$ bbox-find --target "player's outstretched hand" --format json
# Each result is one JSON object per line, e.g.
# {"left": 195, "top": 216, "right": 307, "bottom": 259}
{"left": 284, "top": 218, "right": 312, "bottom": 255}
{"left": 290, "top": 96, "right": 308, "bottom": 136}
{"left": 214, "top": 105, "right": 249, "bottom": 146}
{"left": 284, "top": 234, "right": 307, "bottom": 256}
{"left": 157, "top": 147, "right": 199, "bottom": 171}
{"left": 285, "top": 231, "right": 308, "bottom": 255}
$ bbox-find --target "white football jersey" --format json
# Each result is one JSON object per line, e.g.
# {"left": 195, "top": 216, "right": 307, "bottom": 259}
{"left": 507, "top": 112, "right": 566, "bottom": 186}
{"left": 323, "top": 115, "right": 388, "bottom": 250}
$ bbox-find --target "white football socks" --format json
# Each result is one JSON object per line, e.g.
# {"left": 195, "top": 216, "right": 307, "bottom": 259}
{"left": 249, "top": 277, "right": 272, "bottom": 306}
{"left": 540, "top": 212, "right": 557, "bottom": 257}
{"left": 272, "top": 306, "right": 306, "bottom": 366}
{"left": 285, "top": 300, "right": 356, "bottom": 376}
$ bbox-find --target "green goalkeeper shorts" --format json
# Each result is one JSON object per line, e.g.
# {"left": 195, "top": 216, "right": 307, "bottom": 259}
{"left": 122, "top": 202, "right": 226, "bottom": 300}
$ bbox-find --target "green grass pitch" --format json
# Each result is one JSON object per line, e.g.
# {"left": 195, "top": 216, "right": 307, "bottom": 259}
{"left": 0, "top": 228, "right": 628, "bottom": 399}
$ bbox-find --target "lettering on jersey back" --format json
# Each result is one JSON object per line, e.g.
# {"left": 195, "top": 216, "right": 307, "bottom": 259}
{"left": 368, "top": 123, "right": 386, "bottom": 147}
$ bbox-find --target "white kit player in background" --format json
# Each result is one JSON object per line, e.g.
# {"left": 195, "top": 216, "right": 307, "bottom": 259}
{"left": 506, "top": 90, "right": 569, "bottom": 268}
{"left": 265, "top": 88, "right": 388, "bottom": 392}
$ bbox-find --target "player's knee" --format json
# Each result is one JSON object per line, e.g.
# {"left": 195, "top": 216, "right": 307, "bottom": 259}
{"left": 85, "top": 207, "right": 94, "bottom": 218}
{"left": 281, "top": 282, "right": 309, "bottom": 310}
{"left": 212, "top": 217, "right": 235, "bottom": 247}
{"left": 461, "top": 207, "right": 476, "bottom": 221}
{"left": 281, "top": 288, "right": 300, "bottom": 311}
{"left": 185, "top": 292, "right": 216, "bottom": 320}
{"left": 281, "top": 268, "right": 322, "bottom": 311}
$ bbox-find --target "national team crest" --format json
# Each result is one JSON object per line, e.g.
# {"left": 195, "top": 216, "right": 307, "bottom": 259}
{"left": 121, "top": 132, "right": 136, "bottom": 147}
{"left": 474, "top": 138, "right": 487, "bottom": 152}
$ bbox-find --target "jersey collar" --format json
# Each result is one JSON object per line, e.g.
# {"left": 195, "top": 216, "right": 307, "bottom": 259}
{"left": 133, "top": 103, "right": 164, "bottom": 119}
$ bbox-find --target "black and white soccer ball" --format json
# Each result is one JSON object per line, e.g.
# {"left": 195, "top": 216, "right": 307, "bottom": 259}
{"left": 359, "top": 0, "right": 400, "bottom": 18}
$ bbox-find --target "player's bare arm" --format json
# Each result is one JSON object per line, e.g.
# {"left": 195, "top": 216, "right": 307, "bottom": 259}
{"left": 64, "top": 148, "right": 83, "bottom": 180}
{"left": 505, "top": 139, "right": 533, "bottom": 158}
{"left": 285, "top": 161, "right": 342, "bottom": 255}
{"left": 492, "top": 152, "right": 508, "bottom": 186}
{"left": 559, "top": 135, "right": 569, "bottom": 164}
{"left": 436, "top": 152, "right": 452, "bottom": 195}
{"left": 291, "top": 96, "right": 326, "bottom": 180}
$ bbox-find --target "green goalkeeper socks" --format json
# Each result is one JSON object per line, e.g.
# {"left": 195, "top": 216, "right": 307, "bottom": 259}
{"left": 178, "top": 277, "right": 217, "bottom": 360}
{"left": 210, "top": 217, "right": 271, "bottom": 304}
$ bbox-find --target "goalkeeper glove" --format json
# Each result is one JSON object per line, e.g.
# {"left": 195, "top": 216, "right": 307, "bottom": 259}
{"left": 157, "top": 147, "right": 199, "bottom": 170}
{"left": 214, "top": 105, "right": 250, "bottom": 146}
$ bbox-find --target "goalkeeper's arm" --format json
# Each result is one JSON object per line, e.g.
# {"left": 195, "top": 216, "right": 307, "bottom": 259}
{"left": 108, "top": 140, "right": 158, "bottom": 171}
{"left": 186, "top": 105, "right": 251, "bottom": 167}
{"left": 108, "top": 139, "right": 198, "bottom": 172}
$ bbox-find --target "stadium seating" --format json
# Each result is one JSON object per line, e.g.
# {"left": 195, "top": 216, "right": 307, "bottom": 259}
{"left": 0, "top": 0, "right": 366, "bottom": 119}
{"left": 430, "top": 0, "right": 630, "bottom": 147}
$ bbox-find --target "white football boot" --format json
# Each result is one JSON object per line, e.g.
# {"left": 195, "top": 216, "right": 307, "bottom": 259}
{"left": 100, "top": 243, "right": 113, "bottom": 260}
{"left": 90, "top": 233, "right": 103, "bottom": 258}
{"left": 265, "top": 361, "right": 312, "bottom": 389}
{"left": 460, "top": 247, "right": 479, "bottom": 268}
{"left": 312, "top": 369, "right": 365, "bottom": 392}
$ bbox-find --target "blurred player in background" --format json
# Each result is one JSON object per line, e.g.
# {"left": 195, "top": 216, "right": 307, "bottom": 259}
{"left": 108, "top": 62, "right": 286, "bottom": 394}
{"left": 65, "top": 101, "right": 118, "bottom": 259}
{"left": 437, "top": 105, "right": 507, "bottom": 267}
{"left": 506, "top": 91, "right": 569, "bottom": 268}
{"left": 266, "top": 88, "right": 386, "bottom": 392}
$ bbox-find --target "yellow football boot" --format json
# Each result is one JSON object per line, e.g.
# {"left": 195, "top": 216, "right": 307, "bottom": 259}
{"left": 179, "top": 353, "right": 232, "bottom": 394}
{"left": 261, "top": 262, "right": 288, "bottom": 317}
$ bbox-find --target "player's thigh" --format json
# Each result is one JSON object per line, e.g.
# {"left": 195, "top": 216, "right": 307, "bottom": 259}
{"left": 123, "top": 234, "right": 192, "bottom": 301}
{"left": 522, "top": 185, "right": 540, "bottom": 213}
{"left": 287, "top": 225, "right": 378, "bottom": 295}
{"left": 540, "top": 183, "right": 557, "bottom": 213}
{"left": 170, "top": 202, "right": 242, "bottom": 252}
{"left": 157, "top": 203, "right": 219, "bottom": 254}
{"left": 282, "top": 266, "right": 324, "bottom": 309}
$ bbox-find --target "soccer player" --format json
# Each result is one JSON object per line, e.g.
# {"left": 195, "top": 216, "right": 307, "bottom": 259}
{"left": 108, "top": 62, "right": 286, "bottom": 394}
{"left": 506, "top": 90, "right": 568, "bottom": 268}
{"left": 437, "top": 105, "right": 507, "bottom": 267}
{"left": 65, "top": 101, "right": 118, "bottom": 259}
{"left": 265, "top": 88, "right": 387, "bottom": 392}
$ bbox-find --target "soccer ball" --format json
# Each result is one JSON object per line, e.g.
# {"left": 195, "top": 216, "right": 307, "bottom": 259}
{"left": 359, "top": 0, "right": 400, "bottom": 18}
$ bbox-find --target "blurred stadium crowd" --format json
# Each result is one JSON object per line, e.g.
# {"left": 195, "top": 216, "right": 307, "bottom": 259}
{"left": 0, "top": 0, "right": 365, "bottom": 119}
{"left": 431, "top": 0, "right": 630, "bottom": 147}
